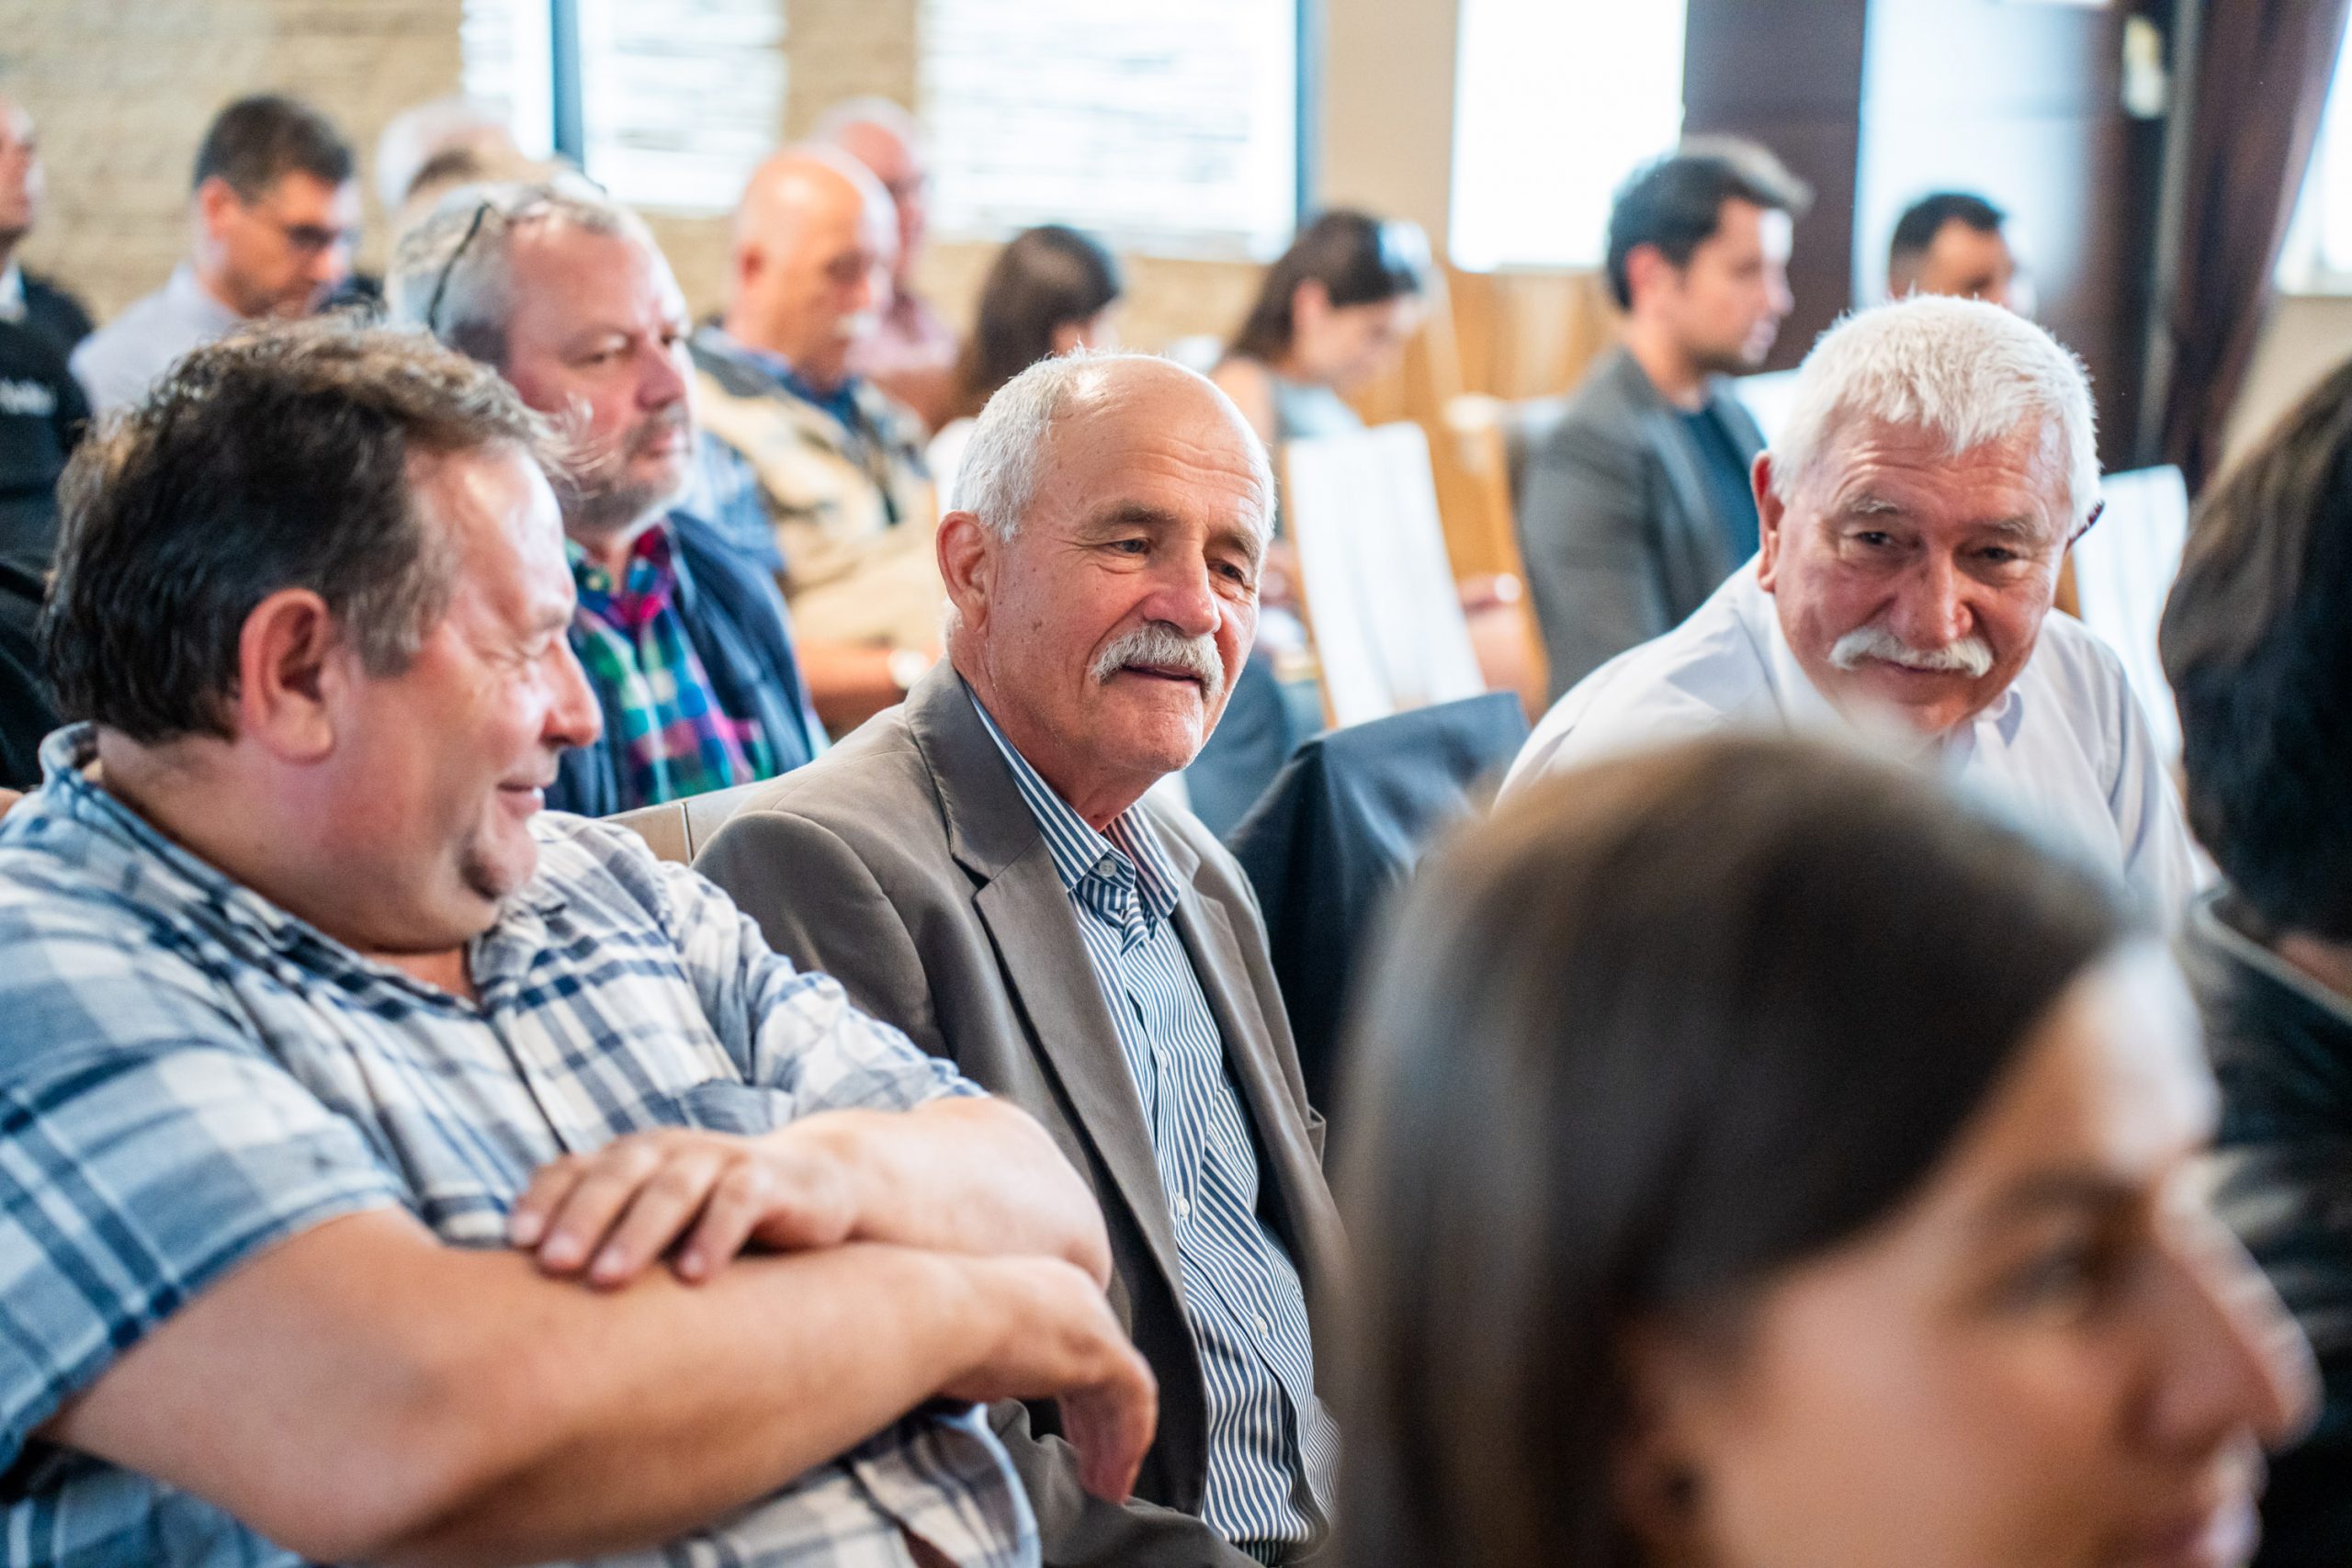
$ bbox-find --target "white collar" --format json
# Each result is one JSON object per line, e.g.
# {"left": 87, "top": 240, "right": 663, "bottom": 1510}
{"left": 0, "top": 261, "right": 23, "bottom": 322}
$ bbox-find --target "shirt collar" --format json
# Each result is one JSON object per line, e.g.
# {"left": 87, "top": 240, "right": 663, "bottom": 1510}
{"left": 0, "top": 262, "right": 23, "bottom": 322}
{"left": 164, "top": 261, "right": 253, "bottom": 334}
{"left": 965, "top": 684, "right": 1179, "bottom": 927}
{"left": 703, "top": 326, "right": 865, "bottom": 422}
{"left": 568, "top": 521, "right": 682, "bottom": 630}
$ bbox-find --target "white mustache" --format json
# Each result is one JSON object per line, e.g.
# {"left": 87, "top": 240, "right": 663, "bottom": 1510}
{"left": 1829, "top": 622, "right": 1995, "bottom": 678}
{"left": 1090, "top": 622, "right": 1226, "bottom": 707}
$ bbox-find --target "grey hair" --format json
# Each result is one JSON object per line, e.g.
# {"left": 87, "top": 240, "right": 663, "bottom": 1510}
{"left": 383, "top": 177, "right": 646, "bottom": 369}
{"left": 812, "top": 95, "right": 926, "bottom": 153}
{"left": 1770, "top": 295, "right": 2100, "bottom": 534}
{"left": 956, "top": 349, "right": 1276, "bottom": 541}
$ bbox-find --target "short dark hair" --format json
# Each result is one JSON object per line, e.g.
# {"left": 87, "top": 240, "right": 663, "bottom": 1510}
{"left": 1890, "top": 190, "right": 2007, "bottom": 276}
{"left": 1604, "top": 139, "right": 1813, "bottom": 310}
{"left": 951, "top": 225, "right": 1124, "bottom": 422}
{"left": 191, "top": 93, "right": 354, "bottom": 198}
{"left": 1229, "top": 209, "right": 1433, "bottom": 363}
{"left": 2161, "top": 356, "right": 2352, "bottom": 941}
{"left": 42, "top": 324, "right": 555, "bottom": 744}
{"left": 1337, "top": 734, "right": 2138, "bottom": 1566}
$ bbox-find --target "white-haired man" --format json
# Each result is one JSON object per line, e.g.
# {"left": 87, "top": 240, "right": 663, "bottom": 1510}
{"left": 696, "top": 353, "right": 1340, "bottom": 1568}
{"left": 1508, "top": 294, "right": 2197, "bottom": 909}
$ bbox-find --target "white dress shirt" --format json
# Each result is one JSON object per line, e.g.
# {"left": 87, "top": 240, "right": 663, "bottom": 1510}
{"left": 1507, "top": 561, "right": 2201, "bottom": 916}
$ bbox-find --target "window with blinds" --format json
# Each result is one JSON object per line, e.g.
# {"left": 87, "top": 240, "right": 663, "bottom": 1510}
{"left": 1447, "top": 0, "right": 1689, "bottom": 271}
{"left": 461, "top": 0, "right": 786, "bottom": 217}
{"left": 2279, "top": 18, "right": 2352, "bottom": 293}
{"left": 917, "top": 0, "right": 1300, "bottom": 260}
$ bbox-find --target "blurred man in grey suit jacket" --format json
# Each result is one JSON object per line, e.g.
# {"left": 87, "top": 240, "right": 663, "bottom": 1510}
{"left": 1518, "top": 139, "right": 1809, "bottom": 698}
{"left": 697, "top": 352, "right": 1340, "bottom": 1568}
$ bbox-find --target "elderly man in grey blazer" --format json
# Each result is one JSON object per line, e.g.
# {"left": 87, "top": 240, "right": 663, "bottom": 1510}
{"left": 696, "top": 352, "right": 1340, "bottom": 1568}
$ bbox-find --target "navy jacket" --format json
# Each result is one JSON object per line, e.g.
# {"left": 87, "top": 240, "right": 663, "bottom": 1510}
{"left": 549, "top": 512, "right": 823, "bottom": 818}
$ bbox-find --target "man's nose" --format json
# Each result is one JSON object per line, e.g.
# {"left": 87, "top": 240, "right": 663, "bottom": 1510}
{"left": 546, "top": 637, "right": 605, "bottom": 752}
{"left": 642, "top": 341, "right": 691, "bottom": 411}
{"left": 1768, "top": 266, "right": 1795, "bottom": 321}
{"left": 1145, "top": 554, "right": 1221, "bottom": 638}
{"left": 1892, "top": 554, "right": 1971, "bottom": 648}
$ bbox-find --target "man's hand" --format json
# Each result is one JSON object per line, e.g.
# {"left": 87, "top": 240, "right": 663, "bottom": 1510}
{"left": 509, "top": 1127, "right": 858, "bottom": 1288}
{"left": 948, "top": 1256, "right": 1159, "bottom": 1504}
{"left": 0, "top": 787, "right": 22, "bottom": 819}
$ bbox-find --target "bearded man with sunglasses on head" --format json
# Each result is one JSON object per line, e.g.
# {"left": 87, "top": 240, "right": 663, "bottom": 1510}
{"left": 1508, "top": 295, "right": 2198, "bottom": 917}
{"left": 389, "top": 182, "right": 825, "bottom": 816}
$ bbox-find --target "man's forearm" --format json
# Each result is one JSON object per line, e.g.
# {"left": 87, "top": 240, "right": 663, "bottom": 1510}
{"left": 796, "top": 1096, "right": 1115, "bottom": 1286}
{"left": 46, "top": 1213, "right": 1026, "bottom": 1565}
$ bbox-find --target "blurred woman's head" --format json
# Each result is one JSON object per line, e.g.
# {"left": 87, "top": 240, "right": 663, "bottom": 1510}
{"left": 1339, "top": 736, "right": 2312, "bottom": 1568}
{"left": 1228, "top": 209, "right": 1432, "bottom": 390}
{"left": 952, "top": 223, "right": 1122, "bottom": 420}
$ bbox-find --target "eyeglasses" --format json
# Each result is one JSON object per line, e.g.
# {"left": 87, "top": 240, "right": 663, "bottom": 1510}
{"left": 2068, "top": 498, "right": 2107, "bottom": 548}
{"left": 423, "top": 196, "right": 499, "bottom": 337}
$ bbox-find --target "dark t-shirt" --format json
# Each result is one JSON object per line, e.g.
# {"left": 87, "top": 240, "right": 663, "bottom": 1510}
{"left": 0, "top": 316, "right": 90, "bottom": 567}
{"left": 1678, "top": 403, "right": 1761, "bottom": 565}
{"left": 19, "top": 273, "right": 96, "bottom": 363}
{"left": 0, "top": 557, "right": 58, "bottom": 789}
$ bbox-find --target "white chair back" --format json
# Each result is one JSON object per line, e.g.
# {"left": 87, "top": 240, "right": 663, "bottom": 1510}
{"left": 1283, "top": 423, "right": 1487, "bottom": 728}
{"left": 2072, "top": 465, "right": 2190, "bottom": 761}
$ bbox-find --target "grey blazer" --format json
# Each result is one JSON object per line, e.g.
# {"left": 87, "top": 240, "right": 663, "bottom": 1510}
{"left": 1515, "top": 344, "right": 1765, "bottom": 700}
{"left": 694, "top": 665, "right": 1341, "bottom": 1568}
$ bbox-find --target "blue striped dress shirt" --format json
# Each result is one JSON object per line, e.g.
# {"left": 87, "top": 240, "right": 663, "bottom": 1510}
{"left": 971, "top": 694, "right": 1336, "bottom": 1557}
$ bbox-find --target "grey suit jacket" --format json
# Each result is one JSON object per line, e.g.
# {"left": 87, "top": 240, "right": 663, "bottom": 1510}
{"left": 1515, "top": 344, "right": 1765, "bottom": 700}
{"left": 694, "top": 665, "right": 1342, "bottom": 1568}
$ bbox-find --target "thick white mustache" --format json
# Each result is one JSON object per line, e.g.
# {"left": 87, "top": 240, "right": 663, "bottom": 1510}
{"left": 1829, "top": 621, "right": 1995, "bottom": 678}
{"left": 1091, "top": 622, "right": 1226, "bottom": 706}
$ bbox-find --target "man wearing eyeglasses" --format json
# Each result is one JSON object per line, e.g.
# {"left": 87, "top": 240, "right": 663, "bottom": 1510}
{"left": 71, "top": 94, "right": 358, "bottom": 412}
{"left": 818, "top": 97, "right": 959, "bottom": 434}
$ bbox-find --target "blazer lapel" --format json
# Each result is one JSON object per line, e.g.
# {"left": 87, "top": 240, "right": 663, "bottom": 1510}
{"left": 910, "top": 669, "right": 1187, "bottom": 1299}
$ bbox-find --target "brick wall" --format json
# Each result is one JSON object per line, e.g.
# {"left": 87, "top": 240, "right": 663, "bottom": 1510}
{"left": 3, "top": 0, "right": 1259, "bottom": 351}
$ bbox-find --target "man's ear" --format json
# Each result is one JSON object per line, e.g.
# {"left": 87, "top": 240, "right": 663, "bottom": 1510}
{"left": 1291, "top": 277, "right": 1332, "bottom": 333}
{"left": 232, "top": 588, "right": 348, "bottom": 763}
{"left": 195, "top": 175, "right": 240, "bottom": 242}
{"left": 935, "top": 508, "right": 996, "bottom": 639}
{"left": 1754, "top": 451, "right": 1785, "bottom": 592}
{"left": 1623, "top": 243, "right": 1678, "bottom": 311}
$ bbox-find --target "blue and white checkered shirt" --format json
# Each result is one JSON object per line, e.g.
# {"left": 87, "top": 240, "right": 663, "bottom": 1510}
{"left": 0, "top": 725, "right": 1038, "bottom": 1568}
{"left": 970, "top": 695, "right": 1336, "bottom": 1556}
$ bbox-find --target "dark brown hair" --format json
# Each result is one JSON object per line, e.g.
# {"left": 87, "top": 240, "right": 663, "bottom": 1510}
{"left": 949, "top": 225, "right": 1123, "bottom": 422}
{"left": 43, "top": 323, "right": 555, "bottom": 742}
{"left": 191, "top": 92, "right": 353, "bottom": 198}
{"left": 1605, "top": 139, "right": 1812, "bottom": 311}
{"left": 2161, "top": 355, "right": 2352, "bottom": 940}
{"left": 1228, "top": 209, "right": 1432, "bottom": 364}
{"left": 1337, "top": 735, "right": 2139, "bottom": 1568}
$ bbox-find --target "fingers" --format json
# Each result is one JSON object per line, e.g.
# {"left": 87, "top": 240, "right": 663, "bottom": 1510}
{"left": 587, "top": 1146, "right": 730, "bottom": 1287}
{"left": 1061, "top": 1343, "right": 1159, "bottom": 1502}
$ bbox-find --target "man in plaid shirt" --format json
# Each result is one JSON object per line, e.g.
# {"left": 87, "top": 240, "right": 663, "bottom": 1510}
{"left": 0, "top": 324, "right": 1154, "bottom": 1566}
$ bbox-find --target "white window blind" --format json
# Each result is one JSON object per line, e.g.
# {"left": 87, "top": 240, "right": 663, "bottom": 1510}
{"left": 2278, "top": 18, "right": 2352, "bottom": 293}
{"left": 918, "top": 0, "right": 1299, "bottom": 259}
{"left": 461, "top": 0, "right": 786, "bottom": 217}
{"left": 1448, "top": 0, "right": 1689, "bottom": 271}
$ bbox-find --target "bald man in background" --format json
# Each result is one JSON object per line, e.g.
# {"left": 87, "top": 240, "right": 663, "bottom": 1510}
{"left": 819, "top": 97, "right": 960, "bottom": 433}
{"left": 691, "top": 145, "right": 940, "bottom": 732}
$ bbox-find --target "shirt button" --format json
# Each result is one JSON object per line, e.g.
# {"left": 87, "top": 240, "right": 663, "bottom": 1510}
{"left": 1254, "top": 1314, "right": 1272, "bottom": 1337}
{"left": 1173, "top": 1196, "right": 1191, "bottom": 1219}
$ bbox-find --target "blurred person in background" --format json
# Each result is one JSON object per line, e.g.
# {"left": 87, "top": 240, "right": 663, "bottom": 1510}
{"left": 0, "top": 91, "right": 94, "bottom": 359}
{"left": 1212, "top": 209, "right": 1432, "bottom": 452}
{"left": 931, "top": 223, "right": 1124, "bottom": 511}
{"left": 1516, "top": 140, "right": 1808, "bottom": 697}
{"left": 2164, "top": 355, "right": 2352, "bottom": 1565}
{"left": 72, "top": 94, "right": 358, "bottom": 412}
{"left": 1889, "top": 190, "right": 2030, "bottom": 314}
{"left": 693, "top": 144, "right": 939, "bottom": 734}
{"left": 820, "top": 96, "right": 961, "bottom": 433}
{"left": 1340, "top": 733, "right": 2314, "bottom": 1568}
